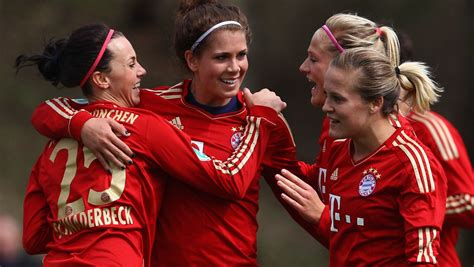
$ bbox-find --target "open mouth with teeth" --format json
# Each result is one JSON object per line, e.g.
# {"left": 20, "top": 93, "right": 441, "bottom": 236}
{"left": 221, "top": 78, "right": 238, "bottom": 85}
{"left": 133, "top": 82, "right": 141, "bottom": 89}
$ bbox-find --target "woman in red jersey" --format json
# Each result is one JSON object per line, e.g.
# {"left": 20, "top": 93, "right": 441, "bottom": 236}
{"left": 396, "top": 32, "right": 474, "bottom": 267}
{"left": 27, "top": 1, "right": 300, "bottom": 266}
{"left": 18, "top": 23, "right": 286, "bottom": 266}
{"left": 297, "top": 13, "right": 401, "bottom": 198}
{"left": 276, "top": 48, "right": 447, "bottom": 266}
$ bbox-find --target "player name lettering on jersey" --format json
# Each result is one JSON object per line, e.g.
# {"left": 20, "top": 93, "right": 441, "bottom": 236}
{"left": 52, "top": 205, "right": 133, "bottom": 238}
{"left": 91, "top": 109, "right": 139, "bottom": 125}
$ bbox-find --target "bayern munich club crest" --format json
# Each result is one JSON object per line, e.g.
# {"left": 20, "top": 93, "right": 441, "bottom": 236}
{"left": 359, "top": 168, "right": 381, "bottom": 197}
{"left": 230, "top": 126, "right": 244, "bottom": 150}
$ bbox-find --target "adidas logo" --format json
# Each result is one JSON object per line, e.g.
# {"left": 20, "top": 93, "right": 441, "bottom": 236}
{"left": 169, "top": 117, "right": 184, "bottom": 130}
{"left": 330, "top": 168, "right": 338, "bottom": 180}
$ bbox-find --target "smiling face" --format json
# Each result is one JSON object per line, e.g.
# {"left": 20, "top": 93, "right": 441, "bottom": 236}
{"left": 104, "top": 36, "right": 146, "bottom": 107}
{"left": 186, "top": 30, "right": 248, "bottom": 107}
{"left": 322, "top": 65, "right": 373, "bottom": 140}
{"left": 299, "top": 29, "right": 336, "bottom": 107}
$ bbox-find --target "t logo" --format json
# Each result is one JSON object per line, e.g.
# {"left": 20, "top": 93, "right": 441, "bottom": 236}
{"left": 329, "top": 194, "right": 341, "bottom": 232}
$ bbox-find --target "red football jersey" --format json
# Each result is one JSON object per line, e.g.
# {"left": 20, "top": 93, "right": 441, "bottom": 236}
{"left": 24, "top": 100, "right": 278, "bottom": 266}
{"left": 30, "top": 80, "right": 299, "bottom": 266}
{"left": 407, "top": 111, "right": 474, "bottom": 267}
{"left": 316, "top": 126, "right": 447, "bottom": 266}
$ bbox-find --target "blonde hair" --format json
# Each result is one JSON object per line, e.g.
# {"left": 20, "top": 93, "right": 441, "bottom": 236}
{"left": 331, "top": 48, "right": 441, "bottom": 115}
{"left": 398, "top": 62, "right": 443, "bottom": 112}
{"left": 319, "top": 13, "right": 400, "bottom": 67}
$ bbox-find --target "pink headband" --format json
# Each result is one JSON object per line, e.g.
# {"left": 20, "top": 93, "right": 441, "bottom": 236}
{"left": 79, "top": 29, "right": 115, "bottom": 88}
{"left": 375, "top": 27, "right": 382, "bottom": 37}
{"left": 321, "top": 25, "right": 344, "bottom": 53}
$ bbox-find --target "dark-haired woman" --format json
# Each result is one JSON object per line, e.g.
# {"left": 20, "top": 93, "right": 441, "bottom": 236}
{"left": 27, "top": 1, "right": 298, "bottom": 266}
{"left": 19, "top": 23, "right": 286, "bottom": 266}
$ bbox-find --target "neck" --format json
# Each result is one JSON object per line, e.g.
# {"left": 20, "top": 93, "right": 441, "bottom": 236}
{"left": 89, "top": 91, "right": 130, "bottom": 108}
{"left": 190, "top": 79, "right": 231, "bottom": 107}
{"left": 398, "top": 95, "right": 415, "bottom": 116}
{"left": 351, "top": 115, "right": 396, "bottom": 162}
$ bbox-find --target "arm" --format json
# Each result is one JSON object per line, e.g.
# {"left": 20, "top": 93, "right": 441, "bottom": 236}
{"left": 412, "top": 117, "right": 474, "bottom": 228}
{"left": 31, "top": 97, "right": 92, "bottom": 140}
{"left": 399, "top": 161, "right": 446, "bottom": 266}
{"left": 147, "top": 105, "right": 279, "bottom": 200}
{"left": 31, "top": 97, "right": 133, "bottom": 169}
{"left": 23, "top": 153, "right": 53, "bottom": 254}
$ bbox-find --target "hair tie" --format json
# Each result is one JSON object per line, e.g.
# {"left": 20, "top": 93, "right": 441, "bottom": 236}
{"left": 375, "top": 27, "right": 382, "bottom": 37}
{"left": 322, "top": 25, "right": 344, "bottom": 53}
{"left": 190, "top": 21, "right": 242, "bottom": 52}
{"left": 395, "top": 66, "right": 401, "bottom": 77}
{"left": 79, "top": 29, "right": 115, "bottom": 88}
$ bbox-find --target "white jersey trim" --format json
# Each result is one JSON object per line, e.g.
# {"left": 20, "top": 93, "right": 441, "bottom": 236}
{"left": 392, "top": 130, "right": 434, "bottom": 193}
{"left": 411, "top": 112, "right": 459, "bottom": 161}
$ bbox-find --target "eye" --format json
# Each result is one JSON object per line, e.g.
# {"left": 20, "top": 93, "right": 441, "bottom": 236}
{"left": 309, "top": 57, "right": 318, "bottom": 63}
{"left": 333, "top": 95, "right": 344, "bottom": 104}
{"left": 237, "top": 51, "right": 247, "bottom": 59}
{"left": 215, "top": 54, "right": 228, "bottom": 61}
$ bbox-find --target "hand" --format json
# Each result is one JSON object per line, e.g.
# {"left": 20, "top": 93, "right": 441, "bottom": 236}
{"left": 276, "top": 169, "right": 325, "bottom": 224}
{"left": 81, "top": 118, "right": 134, "bottom": 171}
{"left": 243, "top": 88, "right": 287, "bottom": 113}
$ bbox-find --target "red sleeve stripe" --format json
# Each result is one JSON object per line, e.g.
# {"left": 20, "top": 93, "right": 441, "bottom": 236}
{"left": 210, "top": 116, "right": 261, "bottom": 175}
{"left": 392, "top": 131, "right": 435, "bottom": 193}
{"left": 446, "top": 194, "right": 474, "bottom": 214}
{"left": 46, "top": 98, "right": 76, "bottom": 119}
{"left": 416, "top": 228, "right": 437, "bottom": 264}
{"left": 411, "top": 112, "right": 459, "bottom": 161}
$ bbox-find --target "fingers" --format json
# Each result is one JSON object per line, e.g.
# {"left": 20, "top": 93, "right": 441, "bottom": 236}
{"left": 95, "top": 152, "right": 111, "bottom": 172}
{"left": 242, "top": 88, "right": 254, "bottom": 108}
{"left": 280, "top": 169, "right": 312, "bottom": 190}
{"left": 81, "top": 118, "right": 134, "bottom": 170}
{"left": 280, "top": 192, "right": 304, "bottom": 211}
{"left": 107, "top": 118, "right": 130, "bottom": 138}
{"left": 276, "top": 173, "right": 306, "bottom": 204}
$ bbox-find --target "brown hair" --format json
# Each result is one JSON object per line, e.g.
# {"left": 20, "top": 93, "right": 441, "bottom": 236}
{"left": 174, "top": 0, "right": 251, "bottom": 70}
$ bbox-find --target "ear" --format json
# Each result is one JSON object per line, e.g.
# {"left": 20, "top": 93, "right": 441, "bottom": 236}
{"left": 369, "top": 96, "right": 384, "bottom": 114}
{"left": 90, "top": 71, "right": 109, "bottom": 89}
{"left": 184, "top": 50, "right": 198, "bottom": 72}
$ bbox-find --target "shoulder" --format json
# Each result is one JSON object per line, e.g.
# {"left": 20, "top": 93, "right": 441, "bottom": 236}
{"left": 141, "top": 81, "right": 187, "bottom": 101}
{"left": 389, "top": 129, "right": 442, "bottom": 193}
{"left": 409, "top": 111, "right": 460, "bottom": 161}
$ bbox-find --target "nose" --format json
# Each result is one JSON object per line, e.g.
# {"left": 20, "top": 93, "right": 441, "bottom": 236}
{"left": 299, "top": 58, "right": 309, "bottom": 74}
{"left": 226, "top": 59, "right": 240, "bottom": 73}
{"left": 322, "top": 97, "right": 332, "bottom": 113}
{"left": 137, "top": 63, "right": 147, "bottom": 77}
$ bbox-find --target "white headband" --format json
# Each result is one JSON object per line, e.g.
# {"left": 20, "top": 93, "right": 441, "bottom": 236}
{"left": 190, "top": 21, "right": 242, "bottom": 52}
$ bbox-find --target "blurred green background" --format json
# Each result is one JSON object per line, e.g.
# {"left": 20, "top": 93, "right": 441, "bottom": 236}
{"left": 1, "top": 0, "right": 472, "bottom": 266}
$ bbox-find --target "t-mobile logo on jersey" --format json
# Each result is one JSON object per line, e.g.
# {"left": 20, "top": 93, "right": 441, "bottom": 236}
{"left": 329, "top": 194, "right": 365, "bottom": 233}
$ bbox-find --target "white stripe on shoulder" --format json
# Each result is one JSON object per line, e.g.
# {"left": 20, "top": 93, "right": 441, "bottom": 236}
{"left": 401, "top": 131, "right": 435, "bottom": 191}
{"left": 426, "top": 112, "right": 459, "bottom": 159}
{"left": 392, "top": 131, "right": 434, "bottom": 193}
{"left": 411, "top": 112, "right": 459, "bottom": 160}
{"left": 46, "top": 99, "right": 73, "bottom": 119}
